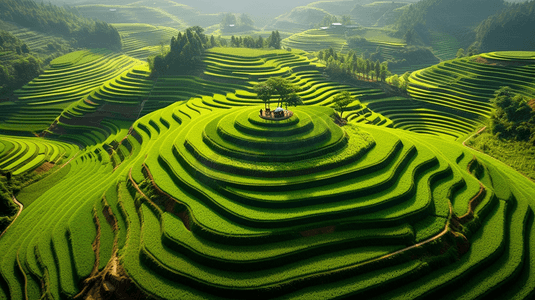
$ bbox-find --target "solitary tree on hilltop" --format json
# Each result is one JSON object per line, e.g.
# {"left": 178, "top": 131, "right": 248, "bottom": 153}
{"left": 332, "top": 91, "right": 355, "bottom": 119}
{"left": 254, "top": 77, "right": 300, "bottom": 108}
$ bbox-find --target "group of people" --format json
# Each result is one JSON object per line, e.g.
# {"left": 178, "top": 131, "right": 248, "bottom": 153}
{"left": 260, "top": 108, "right": 286, "bottom": 118}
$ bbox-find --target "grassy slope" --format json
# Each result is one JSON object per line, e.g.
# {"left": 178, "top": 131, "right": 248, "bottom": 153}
{"left": 0, "top": 46, "right": 534, "bottom": 300}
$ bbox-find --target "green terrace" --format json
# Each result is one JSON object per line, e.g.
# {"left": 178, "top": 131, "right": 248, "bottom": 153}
{"left": 113, "top": 23, "right": 179, "bottom": 60}
{"left": 0, "top": 47, "right": 535, "bottom": 300}
{"left": 0, "top": 135, "right": 77, "bottom": 175}
{"left": 401, "top": 54, "right": 535, "bottom": 139}
{"left": 0, "top": 49, "right": 142, "bottom": 134}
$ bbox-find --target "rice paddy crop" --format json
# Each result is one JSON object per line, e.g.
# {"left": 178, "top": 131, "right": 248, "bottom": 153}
{"left": 0, "top": 47, "right": 534, "bottom": 300}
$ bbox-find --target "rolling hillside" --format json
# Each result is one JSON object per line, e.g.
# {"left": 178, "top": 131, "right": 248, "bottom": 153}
{"left": 0, "top": 46, "right": 535, "bottom": 300}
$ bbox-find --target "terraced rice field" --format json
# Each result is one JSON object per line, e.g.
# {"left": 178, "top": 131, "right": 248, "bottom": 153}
{"left": 0, "top": 135, "right": 77, "bottom": 175}
{"left": 428, "top": 31, "right": 462, "bottom": 62}
{"left": 113, "top": 23, "right": 179, "bottom": 60}
{"left": 1, "top": 48, "right": 535, "bottom": 299}
{"left": 0, "top": 49, "right": 142, "bottom": 134}
{"left": 402, "top": 53, "right": 535, "bottom": 137}
{"left": 282, "top": 29, "right": 349, "bottom": 53}
{"left": 282, "top": 28, "right": 405, "bottom": 59}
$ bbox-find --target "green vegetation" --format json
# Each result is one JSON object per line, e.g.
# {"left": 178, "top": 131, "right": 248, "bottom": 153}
{"left": 331, "top": 91, "right": 356, "bottom": 118}
{"left": 489, "top": 87, "right": 535, "bottom": 143}
{"left": 0, "top": 49, "right": 141, "bottom": 134}
{"left": 0, "top": 0, "right": 121, "bottom": 51}
{"left": 254, "top": 76, "right": 301, "bottom": 108}
{"left": 149, "top": 27, "right": 208, "bottom": 76}
{"left": 0, "top": 13, "right": 534, "bottom": 297}
{"left": 467, "top": 132, "right": 535, "bottom": 181}
{"left": 474, "top": 1, "right": 535, "bottom": 52}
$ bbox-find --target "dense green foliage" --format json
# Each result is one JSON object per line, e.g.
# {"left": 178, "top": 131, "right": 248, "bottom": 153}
{"left": 1, "top": 33, "right": 535, "bottom": 300}
{"left": 0, "top": 31, "right": 41, "bottom": 97}
{"left": 149, "top": 27, "right": 207, "bottom": 75}
{"left": 254, "top": 76, "right": 301, "bottom": 108}
{"left": 490, "top": 87, "right": 535, "bottom": 143}
{"left": 0, "top": 0, "right": 121, "bottom": 51}
{"left": 474, "top": 1, "right": 535, "bottom": 52}
{"left": 331, "top": 91, "right": 357, "bottom": 119}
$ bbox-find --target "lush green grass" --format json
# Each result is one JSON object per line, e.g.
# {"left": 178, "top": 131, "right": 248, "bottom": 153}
{"left": 466, "top": 132, "right": 535, "bottom": 181}
{"left": 0, "top": 135, "right": 77, "bottom": 176}
{"left": 0, "top": 47, "right": 535, "bottom": 300}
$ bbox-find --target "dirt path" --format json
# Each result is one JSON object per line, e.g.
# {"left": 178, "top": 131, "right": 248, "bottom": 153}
{"left": 462, "top": 126, "right": 487, "bottom": 147}
{"left": 0, "top": 195, "right": 23, "bottom": 239}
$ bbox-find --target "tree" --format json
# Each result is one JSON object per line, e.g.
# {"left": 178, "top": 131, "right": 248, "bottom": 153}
{"left": 332, "top": 91, "right": 354, "bottom": 119}
{"left": 254, "top": 77, "right": 299, "bottom": 109}
{"left": 210, "top": 35, "right": 216, "bottom": 48}
{"left": 390, "top": 74, "right": 400, "bottom": 88}
{"left": 254, "top": 82, "right": 274, "bottom": 109}
{"left": 256, "top": 36, "right": 264, "bottom": 48}
{"left": 375, "top": 59, "right": 381, "bottom": 81}
{"left": 285, "top": 92, "right": 303, "bottom": 109}
{"left": 456, "top": 48, "right": 465, "bottom": 58}
{"left": 380, "top": 63, "right": 389, "bottom": 82}
{"left": 269, "top": 31, "right": 281, "bottom": 49}
{"left": 21, "top": 43, "right": 29, "bottom": 53}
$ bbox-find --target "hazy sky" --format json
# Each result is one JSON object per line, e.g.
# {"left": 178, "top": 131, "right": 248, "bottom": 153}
{"left": 177, "top": 0, "right": 314, "bottom": 16}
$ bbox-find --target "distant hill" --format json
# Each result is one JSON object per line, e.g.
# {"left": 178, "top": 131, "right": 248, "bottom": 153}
{"left": 266, "top": 6, "right": 332, "bottom": 32}
{"left": 396, "top": 0, "right": 505, "bottom": 33}
{"left": 75, "top": 1, "right": 224, "bottom": 29}
{"left": 473, "top": 1, "right": 535, "bottom": 52}
{"left": 351, "top": 1, "right": 412, "bottom": 27}
{"left": 0, "top": 0, "right": 121, "bottom": 51}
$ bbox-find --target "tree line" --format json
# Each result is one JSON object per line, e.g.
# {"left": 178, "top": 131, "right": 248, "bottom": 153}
{"left": 317, "top": 48, "right": 391, "bottom": 82}
{"left": 0, "top": 0, "right": 121, "bottom": 51}
{"left": 229, "top": 31, "right": 282, "bottom": 49}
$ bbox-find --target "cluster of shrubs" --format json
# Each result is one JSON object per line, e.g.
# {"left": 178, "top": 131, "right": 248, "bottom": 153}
{"left": 490, "top": 87, "right": 535, "bottom": 144}
{"left": 149, "top": 27, "right": 208, "bottom": 76}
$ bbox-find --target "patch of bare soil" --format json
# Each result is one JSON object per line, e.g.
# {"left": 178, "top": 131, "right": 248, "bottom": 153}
{"left": 472, "top": 56, "right": 534, "bottom": 67}
{"left": 528, "top": 99, "right": 535, "bottom": 111}
{"left": 78, "top": 255, "right": 151, "bottom": 300}
{"left": 332, "top": 114, "right": 347, "bottom": 127}
{"left": 33, "top": 162, "right": 55, "bottom": 174}
{"left": 76, "top": 205, "right": 153, "bottom": 300}
{"left": 300, "top": 225, "right": 336, "bottom": 237}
